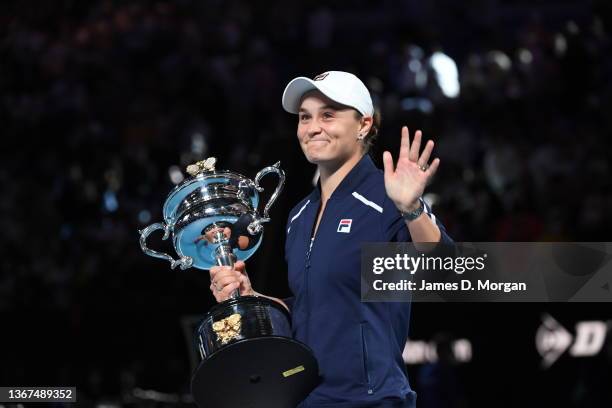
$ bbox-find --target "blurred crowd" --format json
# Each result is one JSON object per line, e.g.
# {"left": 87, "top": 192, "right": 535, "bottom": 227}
{"left": 1, "top": 0, "right": 611, "bottom": 406}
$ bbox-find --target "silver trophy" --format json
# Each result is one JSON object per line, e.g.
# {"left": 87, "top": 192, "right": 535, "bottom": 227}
{"left": 139, "top": 158, "right": 318, "bottom": 408}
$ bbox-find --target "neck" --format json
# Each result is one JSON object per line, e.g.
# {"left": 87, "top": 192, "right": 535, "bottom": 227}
{"left": 318, "top": 153, "right": 364, "bottom": 201}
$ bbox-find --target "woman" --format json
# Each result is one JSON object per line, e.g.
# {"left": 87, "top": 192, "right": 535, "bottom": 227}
{"left": 210, "top": 71, "right": 453, "bottom": 407}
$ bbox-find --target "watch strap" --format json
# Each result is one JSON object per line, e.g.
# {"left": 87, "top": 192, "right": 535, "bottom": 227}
{"left": 401, "top": 199, "right": 424, "bottom": 221}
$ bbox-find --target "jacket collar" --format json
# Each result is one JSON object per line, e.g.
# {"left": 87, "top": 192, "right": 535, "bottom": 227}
{"left": 309, "top": 154, "right": 377, "bottom": 202}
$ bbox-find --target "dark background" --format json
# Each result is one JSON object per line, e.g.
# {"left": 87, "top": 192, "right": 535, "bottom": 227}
{"left": 1, "top": 0, "right": 611, "bottom": 407}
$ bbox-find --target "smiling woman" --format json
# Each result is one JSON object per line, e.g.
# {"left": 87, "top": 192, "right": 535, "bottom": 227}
{"left": 208, "top": 71, "right": 454, "bottom": 407}
{"left": 296, "top": 90, "right": 372, "bottom": 168}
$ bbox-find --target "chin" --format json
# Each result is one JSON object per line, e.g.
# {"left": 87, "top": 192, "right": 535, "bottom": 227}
{"left": 305, "top": 155, "right": 340, "bottom": 167}
{"left": 302, "top": 146, "right": 330, "bottom": 164}
{"left": 305, "top": 155, "right": 326, "bottom": 165}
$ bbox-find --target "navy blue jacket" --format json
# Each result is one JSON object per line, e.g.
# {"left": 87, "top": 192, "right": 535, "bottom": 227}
{"left": 284, "top": 155, "right": 453, "bottom": 407}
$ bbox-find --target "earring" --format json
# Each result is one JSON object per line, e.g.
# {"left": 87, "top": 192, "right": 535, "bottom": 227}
{"left": 357, "top": 134, "right": 365, "bottom": 140}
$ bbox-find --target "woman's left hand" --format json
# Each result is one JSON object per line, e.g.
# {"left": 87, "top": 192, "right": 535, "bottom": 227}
{"left": 382, "top": 127, "right": 440, "bottom": 213}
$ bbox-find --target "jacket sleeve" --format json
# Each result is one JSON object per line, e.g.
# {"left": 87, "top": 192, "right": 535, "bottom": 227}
{"left": 422, "top": 198, "right": 454, "bottom": 244}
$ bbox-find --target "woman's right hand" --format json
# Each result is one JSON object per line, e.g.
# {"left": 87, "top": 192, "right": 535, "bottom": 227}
{"left": 209, "top": 260, "right": 254, "bottom": 302}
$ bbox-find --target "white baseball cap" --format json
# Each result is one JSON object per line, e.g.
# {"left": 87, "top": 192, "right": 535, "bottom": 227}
{"left": 282, "top": 71, "right": 374, "bottom": 117}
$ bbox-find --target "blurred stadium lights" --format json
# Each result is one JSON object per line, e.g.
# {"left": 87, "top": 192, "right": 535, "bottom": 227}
{"left": 486, "top": 50, "right": 512, "bottom": 71}
{"left": 430, "top": 51, "right": 460, "bottom": 98}
{"left": 555, "top": 33, "right": 567, "bottom": 56}
{"left": 518, "top": 48, "right": 533, "bottom": 65}
{"left": 400, "top": 97, "right": 434, "bottom": 114}
{"left": 408, "top": 45, "right": 424, "bottom": 59}
{"left": 191, "top": 131, "right": 207, "bottom": 156}
{"left": 403, "top": 340, "right": 437, "bottom": 364}
{"left": 453, "top": 339, "right": 472, "bottom": 362}
{"left": 410, "top": 59, "right": 428, "bottom": 90}
{"left": 402, "top": 338, "right": 473, "bottom": 365}
{"left": 138, "top": 209, "right": 151, "bottom": 224}
{"left": 409, "top": 59, "right": 422, "bottom": 73}
{"left": 403, "top": 45, "right": 428, "bottom": 90}
{"left": 103, "top": 190, "right": 118, "bottom": 212}
{"left": 566, "top": 20, "right": 579, "bottom": 35}
{"left": 169, "top": 165, "right": 185, "bottom": 185}
{"left": 536, "top": 314, "right": 609, "bottom": 368}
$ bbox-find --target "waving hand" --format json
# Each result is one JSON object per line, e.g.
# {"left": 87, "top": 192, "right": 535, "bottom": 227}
{"left": 382, "top": 127, "right": 440, "bottom": 213}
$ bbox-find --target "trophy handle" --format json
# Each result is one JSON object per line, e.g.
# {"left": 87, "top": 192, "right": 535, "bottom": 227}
{"left": 139, "top": 222, "right": 193, "bottom": 270}
{"left": 250, "top": 162, "right": 286, "bottom": 234}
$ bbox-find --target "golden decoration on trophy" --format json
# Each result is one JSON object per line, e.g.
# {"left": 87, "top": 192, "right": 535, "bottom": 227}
{"left": 212, "top": 313, "right": 242, "bottom": 344}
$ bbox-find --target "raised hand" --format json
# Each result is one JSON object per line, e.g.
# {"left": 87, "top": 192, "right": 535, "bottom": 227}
{"left": 382, "top": 127, "right": 440, "bottom": 213}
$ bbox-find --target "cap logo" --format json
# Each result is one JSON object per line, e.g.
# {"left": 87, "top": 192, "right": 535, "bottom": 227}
{"left": 313, "top": 72, "right": 329, "bottom": 81}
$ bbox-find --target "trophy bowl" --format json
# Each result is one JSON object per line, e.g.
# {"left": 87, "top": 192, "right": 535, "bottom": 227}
{"left": 139, "top": 157, "right": 278, "bottom": 270}
{"left": 139, "top": 158, "right": 319, "bottom": 408}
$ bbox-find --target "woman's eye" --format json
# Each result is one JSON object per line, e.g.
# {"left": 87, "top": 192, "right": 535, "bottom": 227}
{"left": 299, "top": 115, "right": 310, "bottom": 121}
{"left": 323, "top": 112, "right": 334, "bottom": 119}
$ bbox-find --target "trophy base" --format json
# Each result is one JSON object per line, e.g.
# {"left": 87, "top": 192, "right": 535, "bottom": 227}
{"left": 191, "top": 336, "right": 319, "bottom": 408}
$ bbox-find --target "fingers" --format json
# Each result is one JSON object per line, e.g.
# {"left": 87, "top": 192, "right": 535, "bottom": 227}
{"left": 426, "top": 158, "right": 440, "bottom": 179}
{"left": 216, "top": 272, "right": 242, "bottom": 288}
{"left": 213, "top": 269, "right": 242, "bottom": 287}
{"left": 209, "top": 263, "right": 252, "bottom": 302}
{"left": 234, "top": 260, "right": 246, "bottom": 273}
{"left": 399, "top": 126, "right": 410, "bottom": 159}
{"left": 210, "top": 272, "right": 240, "bottom": 301}
{"left": 211, "top": 264, "right": 245, "bottom": 280}
{"left": 211, "top": 281, "right": 240, "bottom": 302}
{"left": 238, "top": 274, "right": 252, "bottom": 296}
{"left": 409, "top": 130, "right": 421, "bottom": 162}
{"left": 209, "top": 266, "right": 239, "bottom": 289}
{"left": 403, "top": 128, "right": 437, "bottom": 173}
{"left": 418, "top": 140, "right": 434, "bottom": 168}
{"left": 221, "top": 281, "right": 240, "bottom": 298}
{"left": 400, "top": 127, "right": 432, "bottom": 164}
{"left": 382, "top": 151, "right": 394, "bottom": 179}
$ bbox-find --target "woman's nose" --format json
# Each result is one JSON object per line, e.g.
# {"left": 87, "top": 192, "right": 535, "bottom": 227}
{"left": 307, "top": 120, "right": 322, "bottom": 136}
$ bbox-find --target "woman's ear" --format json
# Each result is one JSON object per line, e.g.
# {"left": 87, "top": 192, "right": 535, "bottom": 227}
{"left": 359, "top": 115, "right": 373, "bottom": 135}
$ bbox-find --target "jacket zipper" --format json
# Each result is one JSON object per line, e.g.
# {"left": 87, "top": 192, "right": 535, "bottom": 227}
{"left": 305, "top": 199, "right": 325, "bottom": 346}
{"left": 304, "top": 237, "right": 314, "bottom": 344}
{"left": 361, "top": 323, "right": 374, "bottom": 394}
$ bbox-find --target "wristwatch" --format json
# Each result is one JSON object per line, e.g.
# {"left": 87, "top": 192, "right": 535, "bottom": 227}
{"left": 400, "top": 199, "right": 424, "bottom": 222}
